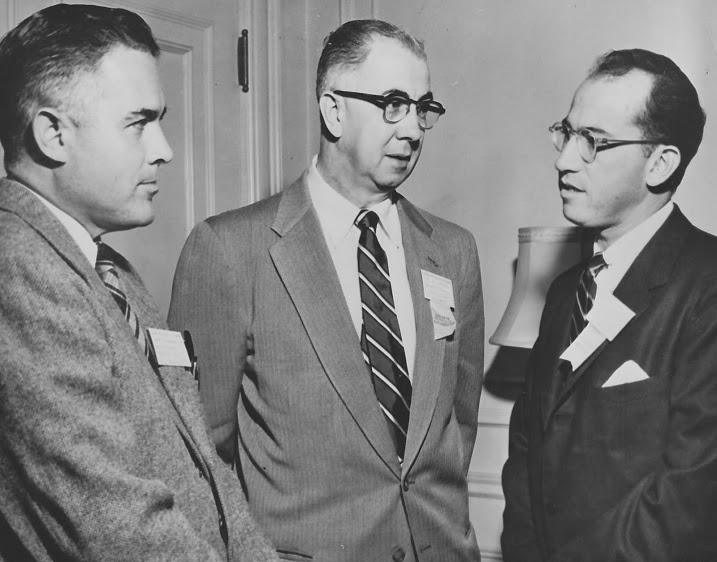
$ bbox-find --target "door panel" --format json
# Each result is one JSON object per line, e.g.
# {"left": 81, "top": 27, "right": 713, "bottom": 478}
{"left": 1, "top": 0, "right": 254, "bottom": 316}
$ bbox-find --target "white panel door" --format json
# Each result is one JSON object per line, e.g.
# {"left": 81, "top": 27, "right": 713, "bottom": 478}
{"left": 0, "top": 0, "right": 268, "bottom": 316}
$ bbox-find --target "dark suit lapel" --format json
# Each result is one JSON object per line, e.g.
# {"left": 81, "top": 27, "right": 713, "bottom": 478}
{"left": 268, "top": 177, "right": 401, "bottom": 476}
{"left": 538, "top": 270, "right": 580, "bottom": 428}
{"left": 397, "top": 197, "right": 446, "bottom": 471}
{"left": 549, "top": 206, "right": 689, "bottom": 416}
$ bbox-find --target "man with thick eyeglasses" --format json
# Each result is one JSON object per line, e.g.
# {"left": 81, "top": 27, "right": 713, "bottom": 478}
{"left": 169, "top": 18, "right": 483, "bottom": 562}
{"left": 332, "top": 89, "right": 446, "bottom": 130}
{"left": 502, "top": 48, "right": 717, "bottom": 562}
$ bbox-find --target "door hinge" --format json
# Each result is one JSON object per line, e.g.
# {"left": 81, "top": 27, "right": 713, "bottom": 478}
{"left": 237, "top": 29, "right": 249, "bottom": 92}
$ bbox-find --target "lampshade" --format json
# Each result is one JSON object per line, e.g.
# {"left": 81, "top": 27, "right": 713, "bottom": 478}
{"left": 490, "top": 226, "right": 587, "bottom": 348}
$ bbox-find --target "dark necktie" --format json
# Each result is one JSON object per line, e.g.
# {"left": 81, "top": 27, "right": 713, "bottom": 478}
{"left": 356, "top": 210, "right": 412, "bottom": 461}
{"left": 95, "top": 242, "right": 151, "bottom": 359}
{"left": 568, "top": 252, "right": 608, "bottom": 344}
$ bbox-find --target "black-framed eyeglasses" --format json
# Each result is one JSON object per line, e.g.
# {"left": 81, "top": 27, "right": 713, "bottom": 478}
{"left": 333, "top": 90, "right": 446, "bottom": 130}
{"left": 549, "top": 121, "right": 661, "bottom": 163}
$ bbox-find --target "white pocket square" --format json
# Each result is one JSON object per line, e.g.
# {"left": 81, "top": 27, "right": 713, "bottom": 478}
{"left": 602, "top": 360, "right": 649, "bottom": 387}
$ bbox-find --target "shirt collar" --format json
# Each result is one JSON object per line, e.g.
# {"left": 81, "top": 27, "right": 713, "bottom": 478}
{"left": 597, "top": 201, "right": 674, "bottom": 269}
{"left": 20, "top": 183, "right": 98, "bottom": 265}
{"left": 307, "top": 155, "right": 402, "bottom": 246}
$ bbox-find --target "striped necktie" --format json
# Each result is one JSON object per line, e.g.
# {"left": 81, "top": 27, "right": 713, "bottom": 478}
{"left": 569, "top": 252, "right": 608, "bottom": 344}
{"left": 356, "top": 210, "right": 411, "bottom": 461}
{"left": 95, "top": 242, "right": 151, "bottom": 359}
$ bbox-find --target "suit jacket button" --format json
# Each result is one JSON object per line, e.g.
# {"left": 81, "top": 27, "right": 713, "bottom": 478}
{"left": 392, "top": 546, "right": 406, "bottom": 562}
{"left": 402, "top": 480, "right": 410, "bottom": 492}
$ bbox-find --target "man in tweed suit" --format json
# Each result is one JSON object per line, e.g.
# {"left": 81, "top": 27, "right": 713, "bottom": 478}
{"left": 0, "top": 5, "right": 278, "bottom": 561}
{"left": 169, "top": 19, "right": 484, "bottom": 562}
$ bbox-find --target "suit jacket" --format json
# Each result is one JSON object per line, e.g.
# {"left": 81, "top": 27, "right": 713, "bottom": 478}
{"left": 168, "top": 173, "right": 484, "bottom": 562}
{"left": 0, "top": 178, "right": 278, "bottom": 562}
{"left": 501, "top": 206, "right": 717, "bottom": 562}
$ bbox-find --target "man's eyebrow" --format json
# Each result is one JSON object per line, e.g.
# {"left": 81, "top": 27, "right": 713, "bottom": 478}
{"left": 562, "top": 118, "right": 608, "bottom": 135}
{"left": 382, "top": 89, "right": 435, "bottom": 101}
{"left": 382, "top": 89, "right": 410, "bottom": 98}
{"left": 127, "top": 106, "right": 168, "bottom": 121}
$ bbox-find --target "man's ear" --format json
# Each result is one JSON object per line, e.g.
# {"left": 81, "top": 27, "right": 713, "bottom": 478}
{"left": 319, "top": 92, "right": 342, "bottom": 139}
{"left": 646, "top": 144, "right": 681, "bottom": 189}
{"left": 30, "top": 108, "right": 73, "bottom": 164}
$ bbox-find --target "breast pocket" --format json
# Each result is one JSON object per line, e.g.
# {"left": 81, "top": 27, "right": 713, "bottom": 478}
{"left": 596, "top": 373, "right": 668, "bottom": 404}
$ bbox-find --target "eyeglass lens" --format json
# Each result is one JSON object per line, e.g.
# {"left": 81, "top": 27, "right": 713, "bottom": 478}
{"left": 384, "top": 100, "right": 441, "bottom": 129}
{"left": 551, "top": 125, "right": 596, "bottom": 161}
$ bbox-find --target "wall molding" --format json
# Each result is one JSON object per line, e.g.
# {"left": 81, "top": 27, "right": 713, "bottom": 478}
{"left": 77, "top": 0, "right": 212, "bottom": 30}
{"left": 477, "top": 406, "right": 511, "bottom": 428}
{"left": 156, "top": 39, "right": 197, "bottom": 231}
{"left": 266, "top": 0, "right": 283, "bottom": 196}
{"left": 468, "top": 470, "right": 504, "bottom": 501}
{"left": 4, "top": 0, "right": 15, "bottom": 28}
{"left": 481, "top": 547, "right": 504, "bottom": 561}
{"left": 468, "top": 472, "right": 505, "bottom": 561}
{"left": 339, "top": 0, "right": 355, "bottom": 23}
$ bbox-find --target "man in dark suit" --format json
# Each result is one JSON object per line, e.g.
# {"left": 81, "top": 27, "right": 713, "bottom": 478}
{"left": 501, "top": 48, "right": 717, "bottom": 562}
{"left": 0, "top": 6, "right": 277, "bottom": 561}
{"left": 169, "top": 19, "right": 484, "bottom": 562}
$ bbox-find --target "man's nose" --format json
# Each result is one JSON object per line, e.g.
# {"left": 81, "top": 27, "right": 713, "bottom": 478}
{"left": 147, "top": 122, "right": 173, "bottom": 165}
{"left": 396, "top": 104, "right": 423, "bottom": 142}
{"left": 555, "top": 134, "right": 581, "bottom": 172}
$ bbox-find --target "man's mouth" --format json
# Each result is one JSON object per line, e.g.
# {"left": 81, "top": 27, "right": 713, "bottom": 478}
{"left": 559, "top": 180, "right": 582, "bottom": 192}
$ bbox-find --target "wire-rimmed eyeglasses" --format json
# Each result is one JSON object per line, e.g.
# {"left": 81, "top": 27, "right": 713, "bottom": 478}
{"left": 333, "top": 90, "right": 446, "bottom": 130}
{"left": 549, "top": 121, "right": 661, "bottom": 163}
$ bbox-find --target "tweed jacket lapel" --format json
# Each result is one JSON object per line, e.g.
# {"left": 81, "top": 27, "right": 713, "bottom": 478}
{"left": 396, "top": 196, "right": 447, "bottom": 472}
{"left": 0, "top": 178, "right": 99, "bottom": 288}
{"left": 268, "top": 175, "right": 401, "bottom": 475}
{"left": 118, "top": 257, "right": 221, "bottom": 470}
{"left": 547, "top": 206, "right": 688, "bottom": 420}
{"left": 0, "top": 179, "right": 219, "bottom": 478}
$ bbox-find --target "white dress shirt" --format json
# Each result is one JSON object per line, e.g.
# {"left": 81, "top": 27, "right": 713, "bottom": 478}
{"left": 593, "top": 201, "right": 674, "bottom": 301}
{"left": 307, "top": 156, "right": 416, "bottom": 380}
{"left": 20, "top": 182, "right": 97, "bottom": 265}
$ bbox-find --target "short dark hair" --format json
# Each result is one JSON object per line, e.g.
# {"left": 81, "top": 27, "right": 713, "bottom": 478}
{"left": 588, "top": 48, "right": 706, "bottom": 191}
{"left": 315, "top": 19, "right": 426, "bottom": 101}
{"left": 0, "top": 4, "right": 160, "bottom": 165}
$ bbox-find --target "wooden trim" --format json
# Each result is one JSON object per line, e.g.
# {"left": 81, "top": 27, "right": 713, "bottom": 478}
{"left": 267, "top": 0, "right": 283, "bottom": 196}
{"left": 339, "top": 0, "right": 355, "bottom": 23}
{"left": 79, "top": 0, "right": 212, "bottom": 29}
{"left": 478, "top": 407, "right": 512, "bottom": 428}
{"left": 238, "top": 0, "right": 261, "bottom": 204}
{"left": 480, "top": 548, "right": 504, "bottom": 561}
{"left": 467, "top": 471, "right": 504, "bottom": 501}
{"left": 201, "top": 23, "right": 216, "bottom": 218}
{"left": 155, "top": 39, "right": 198, "bottom": 232}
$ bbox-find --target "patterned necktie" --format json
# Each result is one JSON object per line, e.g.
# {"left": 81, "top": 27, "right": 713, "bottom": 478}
{"left": 568, "top": 252, "right": 608, "bottom": 344}
{"left": 356, "top": 210, "right": 412, "bottom": 461}
{"left": 95, "top": 242, "right": 151, "bottom": 359}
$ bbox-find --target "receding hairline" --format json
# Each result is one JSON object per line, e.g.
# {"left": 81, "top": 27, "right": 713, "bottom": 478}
{"left": 319, "top": 34, "right": 428, "bottom": 95}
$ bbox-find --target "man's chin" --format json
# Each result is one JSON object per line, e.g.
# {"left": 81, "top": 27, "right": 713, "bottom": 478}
{"left": 110, "top": 213, "right": 156, "bottom": 233}
{"left": 378, "top": 170, "right": 413, "bottom": 191}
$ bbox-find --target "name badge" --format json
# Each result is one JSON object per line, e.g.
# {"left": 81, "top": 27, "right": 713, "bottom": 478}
{"left": 422, "top": 269, "right": 456, "bottom": 340}
{"left": 421, "top": 269, "right": 455, "bottom": 308}
{"left": 146, "top": 328, "right": 193, "bottom": 367}
{"left": 560, "top": 293, "right": 635, "bottom": 371}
